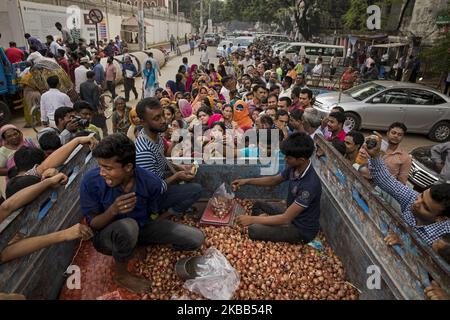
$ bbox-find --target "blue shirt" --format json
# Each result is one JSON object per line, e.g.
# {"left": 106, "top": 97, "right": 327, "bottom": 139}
{"left": 93, "top": 63, "right": 105, "bottom": 84}
{"left": 28, "top": 36, "right": 46, "bottom": 51}
{"left": 80, "top": 166, "right": 166, "bottom": 226}
{"left": 369, "top": 157, "right": 450, "bottom": 245}
{"left": 122, "top": 63, "right": 138, "bottom": 77}
{"left": 281, "top": 162, "right": 322, "bottom": 241}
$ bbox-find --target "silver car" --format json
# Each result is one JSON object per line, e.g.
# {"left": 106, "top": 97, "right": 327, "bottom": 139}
{"left": 314, "top": 81, "right": 450, "bottom": 142}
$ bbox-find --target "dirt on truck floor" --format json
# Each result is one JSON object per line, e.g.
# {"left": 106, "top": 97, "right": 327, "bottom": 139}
{"left": 59, "top": 199, "right": 359, "bottom": 300}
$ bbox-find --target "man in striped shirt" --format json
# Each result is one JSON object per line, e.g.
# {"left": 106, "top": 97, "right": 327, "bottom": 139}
{"left": 135, "top": 98, "right": 202, "bottom": 218}
{"left": 363, "top": 133, "right": 450, "bottom": 246}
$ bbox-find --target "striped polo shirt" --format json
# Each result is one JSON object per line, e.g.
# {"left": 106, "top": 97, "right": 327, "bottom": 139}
{"left": 135, "top": 129, "right": 168, "bottom": 188}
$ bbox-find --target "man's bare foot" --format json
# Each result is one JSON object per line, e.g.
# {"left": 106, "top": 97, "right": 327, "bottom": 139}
{"left": 114, "top": 273, "right": 152, "bottom": 294}
{"left": 115, "top": 262, "right": 151, "bottom": 294}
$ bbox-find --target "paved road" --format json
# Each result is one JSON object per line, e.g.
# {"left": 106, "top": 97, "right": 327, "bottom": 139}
{"left": 11, "top": 46, "right": 432, "bottom": 152}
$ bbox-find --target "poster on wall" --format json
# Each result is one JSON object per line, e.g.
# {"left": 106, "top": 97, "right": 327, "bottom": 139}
{"left": 20, "top": 1, "right": 108, "bottom": 45}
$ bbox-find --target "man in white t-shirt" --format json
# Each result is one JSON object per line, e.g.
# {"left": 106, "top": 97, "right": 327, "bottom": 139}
{"left": 312, "top": 57, "right": 323, "bottom": 76}
{"left": 46, "top": 35, "right": 62, "bottom": 57}
{"left": 239, "top": 54, "right": 255, "bottom": 70}
{"left": 40, "top": 76, "right": 73, "bottom": 127}
{"left": 200, "top": 47, "right": 209, "bottom": 68}
{"left": 75, "top": 57, "right": 91, "bottom": 94}
{"left": 220, "top": 76, "right": 236, "bottom": 104}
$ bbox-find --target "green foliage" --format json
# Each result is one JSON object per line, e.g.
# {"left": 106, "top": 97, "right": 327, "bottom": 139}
{"left": 220, "top": 0, "right": 350, "bottom": 39}
{"left": 342, "top": 0, "right": 368, "bottom": 30}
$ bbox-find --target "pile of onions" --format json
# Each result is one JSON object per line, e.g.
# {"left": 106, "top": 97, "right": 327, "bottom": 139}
{"left": 134, "top": 199, "right": 360, "bottom": 300}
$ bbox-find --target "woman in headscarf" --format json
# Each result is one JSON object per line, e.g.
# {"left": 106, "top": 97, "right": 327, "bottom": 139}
{"left": 112, "top": 96, "right": 131, "bottom": 135}
{"left": 203, "top": 121, "right": 228, "bottom": 160}
{"left": 222, "top": 104, "right": 237, "bottom": 130}
{"left": 174, "top": 91, "right": 184, "bottom": 103}
{"left": 0, "top": 125, "right": 35, "bottom": 175}
{"left": 218, "top": 64, "right": 227, "bottom": 78}
{"left": 143, "top": 60, "right": 158, "bottom": 98}
{"left": 126, "top": 107, "right": 142, "bottom": 142}
{"left": 207, "top": 113, "right": 223, "bottom": 129}
{"left": 178, "top": 65, "right": 187, "bottom": 85}
{"left": 196, "top": 105, "right": 213, "bottom": 133}
{"left": 208, "top": 63, "right": 222, "bottom": 88}
{"left": 185, "top": 64, "right": 198, "bottom": 92}
{"left": 232, "top": 100, "right": 253, "bottom": 131}
{"left": 191, "top": 86, "right": 209, "bottom": 113}
{"left": 175, "top": 73, "right": 186, "bottom": 94}
{"left": 178, "top": 99, "right": 193, "bottom": 118}
{"left": 160, "top": 98, "right": 172, "bottom": 108}
{"left": 165, "top": 80, "right": 177, "bottom": 100}
{"left": 163, "top": 105, "right": 176, "bottom": 125}
{"left": 176, "top": 99, "right": 194, "bottom": 129}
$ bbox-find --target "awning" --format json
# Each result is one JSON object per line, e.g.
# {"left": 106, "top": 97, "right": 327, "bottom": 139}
{"left": 348, "top": 34, "right": 388, "bottom": 41}
{"left": 122, "top": 16, "right": 153, "bottom": 27}
{"left": 371, "top": 42, "right": 408, "bottom": 48}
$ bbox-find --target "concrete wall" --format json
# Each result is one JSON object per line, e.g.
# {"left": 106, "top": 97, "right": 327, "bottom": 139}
{"left": 0, "top": 0, "right": 192, "bottom": 49}
{"left": 401, "top": 0, "right": 448, "bottom": 45}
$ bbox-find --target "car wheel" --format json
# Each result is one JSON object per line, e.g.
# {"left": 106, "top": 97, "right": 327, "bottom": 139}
{"left": 344, "top": 112, "right": 361, "bottom": 131}
{"left": 428, "top": 121, "right": 450, "bottom": 142}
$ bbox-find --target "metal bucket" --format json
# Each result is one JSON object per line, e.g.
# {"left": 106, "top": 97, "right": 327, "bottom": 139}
{"left": 175, "top": 256, "right": 206, "bottom": 281}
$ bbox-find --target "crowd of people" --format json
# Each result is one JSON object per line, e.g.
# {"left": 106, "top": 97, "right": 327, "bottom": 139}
{"left": 0, "top": 35, "right": 449, "bottom": 300}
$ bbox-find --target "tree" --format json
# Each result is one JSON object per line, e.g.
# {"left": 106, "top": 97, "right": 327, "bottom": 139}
{"left": 179, "top": 0, "right": 226, "bottom": 32}
{"left": 342, "top": 0, "right": 368, "bottom": 30}
{"left": 220, "top": 0, "right": 350, "bottom": 40}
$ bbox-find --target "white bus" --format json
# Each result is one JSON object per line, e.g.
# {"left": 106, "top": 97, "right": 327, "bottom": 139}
{"left": 280, "top": 43, "right": 345, "bottom": 65}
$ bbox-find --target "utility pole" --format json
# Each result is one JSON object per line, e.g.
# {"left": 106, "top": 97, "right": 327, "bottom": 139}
{"left": 138, "top": 0, "right": 145, "bottom": 50}
{"left": 208, "top": 0, "right": 211, "bottom": 33}
{"left": 200, "top": 0, "right": 203, "bottom": 37}
{"left": 176, "top": 0, "right": 179, "bottom": 43}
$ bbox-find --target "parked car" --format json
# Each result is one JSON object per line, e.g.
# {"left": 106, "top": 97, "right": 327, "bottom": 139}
{"left": 272, "top": 42, "right": 290, "bottom": 53}
{"left": 314, "top": 81, "right": 450, "bottom": 142}
{"left": 234, "top": 36, "right": 255, "bottom": 51}
{"left": 408, "top": 146, "right": 441, "bottom": 191}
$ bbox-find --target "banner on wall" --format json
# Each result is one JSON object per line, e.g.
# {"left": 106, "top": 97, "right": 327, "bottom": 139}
{"left": 20, "top": 0, "right": 108, "bottom": 44}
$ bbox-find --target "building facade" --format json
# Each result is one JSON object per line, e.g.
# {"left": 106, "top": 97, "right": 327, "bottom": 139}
{"left": 0, "top": 0, "right": 192, "bottom": 49}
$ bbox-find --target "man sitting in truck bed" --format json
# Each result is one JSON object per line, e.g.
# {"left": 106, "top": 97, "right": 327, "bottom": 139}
{"left": 80, "top": 134, "right": 204, "bottom": 294}
{"left": 231, "top": 132, "right": 321, "bottom": 243}
{"left": 363, "top": 133, "right": 450, "bottom": 246}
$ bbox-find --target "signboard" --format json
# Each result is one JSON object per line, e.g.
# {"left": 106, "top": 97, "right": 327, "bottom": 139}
{"left": 436, "top": 15, "right": 450, "bottom": 25}
{"left": 88, "top": 9, "right": 104, "bottom": 24}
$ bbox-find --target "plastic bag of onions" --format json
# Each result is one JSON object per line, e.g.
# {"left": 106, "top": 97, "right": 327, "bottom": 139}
{"left": 183, "top": 247, "right": 240, "bottom": 300}
{"left": 211, "top": 183, "right": 235, "bottom": 219}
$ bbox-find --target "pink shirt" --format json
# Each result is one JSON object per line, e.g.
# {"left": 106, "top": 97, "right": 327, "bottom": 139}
{"left": 105, "top": 64, "right": 117, "bottom": 82}
{"left": 327, "top": 130, "right": 346, "bottom": 142}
